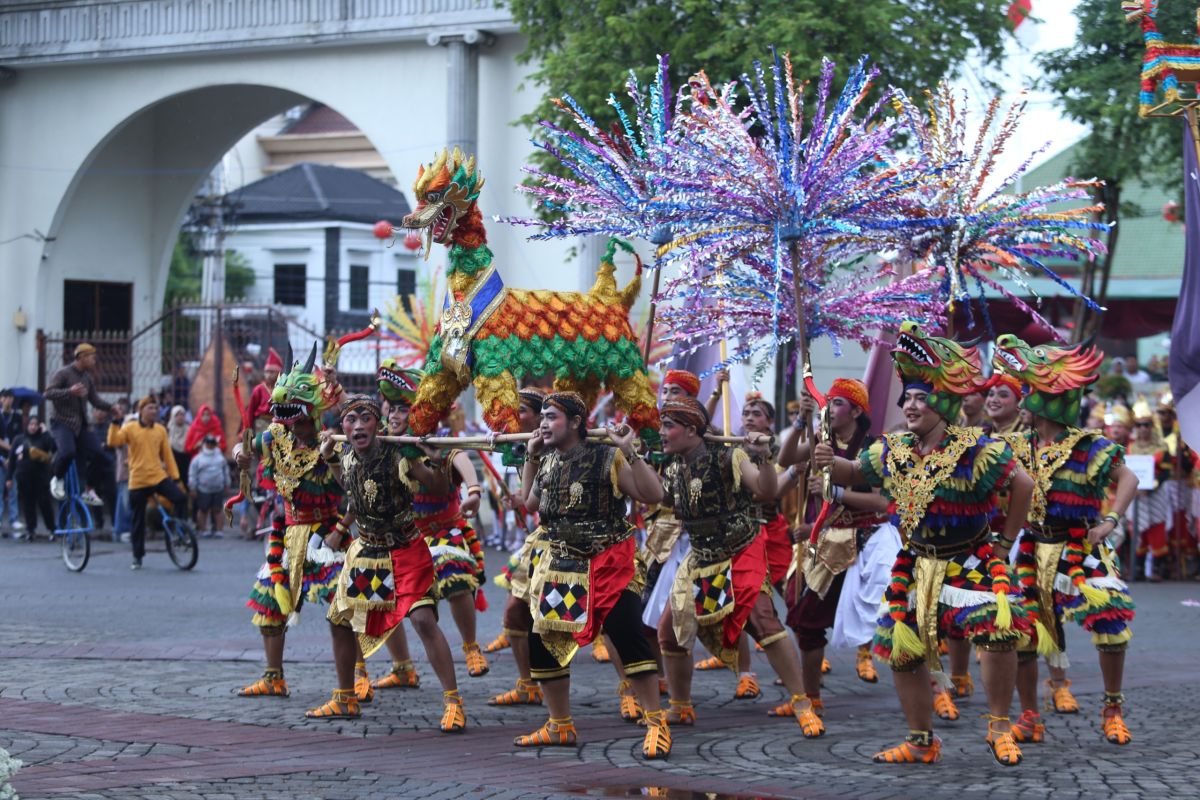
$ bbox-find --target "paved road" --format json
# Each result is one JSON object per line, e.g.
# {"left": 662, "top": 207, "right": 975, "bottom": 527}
{"left": 1, "top": 531, "right": 1198, "bottom": 799}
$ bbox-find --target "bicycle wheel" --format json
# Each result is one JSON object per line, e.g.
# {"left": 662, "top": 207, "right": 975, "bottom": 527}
{"left": 59, "top": 501, "right": 92, "bottom": 572}
{"left": 164, "top": 517, "right": 199, "bottom": 570}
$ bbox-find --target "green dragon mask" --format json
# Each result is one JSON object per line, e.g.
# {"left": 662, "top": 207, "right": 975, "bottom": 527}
{"left": 992, "top": 334, "right": 1103, "bottom": 427}
{"left": 891, "top": 321, "right": 987, "bottom": 422}
{"left": 377, "top": 359, "right": 423, "bottom": 406}
{"left": 270, "top": 342, "right": 342, "bottom": 426}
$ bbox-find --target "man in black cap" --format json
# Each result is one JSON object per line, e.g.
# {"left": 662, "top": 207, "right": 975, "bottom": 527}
{"left": 43, "top": 343, "right": 115, "bottom": 515}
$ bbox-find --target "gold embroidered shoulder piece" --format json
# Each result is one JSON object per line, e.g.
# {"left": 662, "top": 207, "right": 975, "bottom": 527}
{"left": 269, "top": 430, "right": 321, "bottom": 502}
{"left": 1027, "top": 429, "right": 1090, "bottom": 526}
{"left": 884, "top": 425, "right": 979, "bottom": 537}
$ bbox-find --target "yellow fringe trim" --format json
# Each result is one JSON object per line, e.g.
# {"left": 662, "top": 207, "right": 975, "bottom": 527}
{"left": 1079, "top": 581, "right": 1111, "bottom": 609}
{"left": 1034, "top": 620, "right": 1059, "bottom": 657}
{"left": 994, "top": 590, "right": 1012, "bottom": 632}
{"left": 890, "top": 621, "right": 926, "bottom": 664}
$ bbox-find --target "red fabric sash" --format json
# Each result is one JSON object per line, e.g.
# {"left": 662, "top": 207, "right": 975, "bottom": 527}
{"left": 576, "top": 536, "right": 636, "bottom": 646}
{"left": 762, "top": 513, "right": 792, "bottom": 585}
{"left": 365, "top": 538, "right": 436, "bottom": 637}
{"left": 724, "top": 533, "right": 769, "bottom": 648}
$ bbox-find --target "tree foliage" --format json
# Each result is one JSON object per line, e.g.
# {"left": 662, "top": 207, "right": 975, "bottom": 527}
{"left": 506, "top": 0, "right": 1015, "bottom": 164}
{"left": 165, "top": 233, "right": 255, "bottom": 306}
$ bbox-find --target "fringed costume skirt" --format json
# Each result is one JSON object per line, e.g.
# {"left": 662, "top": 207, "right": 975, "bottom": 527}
{"left": 247, "top": 517, "right": 343, "bottom": 628}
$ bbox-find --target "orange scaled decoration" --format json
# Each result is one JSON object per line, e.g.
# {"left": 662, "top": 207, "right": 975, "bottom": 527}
{"left": 397, "top": 148, "right": 660, "bottom": 442}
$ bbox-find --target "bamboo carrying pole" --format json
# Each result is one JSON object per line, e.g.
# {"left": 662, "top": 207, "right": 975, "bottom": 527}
{"left": 328, "top": 429, "right": 773, "bottom": 448}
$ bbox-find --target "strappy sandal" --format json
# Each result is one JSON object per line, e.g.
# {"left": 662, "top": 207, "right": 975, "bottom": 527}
{"left": 1010, "top": 709, "right": 1045, "bottom": 743}
{"left": 666, "top": 699, "right": 696, "bottom": 726}
{"left": 951, "top": 673, "right": 974, "bottom": 699}
{"left": 792, "top": 695, "right": 825, "bottom": 738}
{"left": 874, "top": 735, "right": 942, "bottom": 764}
{"left": 463, "top": 643, "right": 490, "bottom": 677}
{"left": 484, "top": 632, "right": 511, "bottom": 653}
{"left": 1102, "top": 705, "right": 1132, "bottom": 745}
{"left": 642, "top": 710, "right": 671, "bottom": 759}
{"left": 238, "top": 669, "right": 289, "bottom": 697}
{"left": 514, "top": 717, "right": 578, "bottom": 747}
{"left": 353, "top": 661, "right": 373, "bottom": 703}
{"left": 440, "top": 690, "right": 467, "bottom": 733}
{"left": 305, "top": 689, "right": 360, "bottom": 719}
{"left": 734, "top": 673, "right": 761, "bottom": 699}
{"left": 933, "top": 689, "right": 960, "bottom": 721}
{"left": 372, "top": 662, "right": 420, "bottom": 689}
{"left": 1047, "top": 679, "right": 1079, "bottom": 714}
{"left": 617, "top": 680, "right": 644, "bottom": 722}
{"left": 489, "top": 678, "right": 543, "bottom": 706}
{"left": 767, "top": 699, "right": 794, "bottom": 717}
{"left": 856, "top": 646, "right": 878, "bottom": 683}
{"left": 694, "top": 655, "right": 723, "bottom": 671}
{"left": 986, "top": 715, "right": 1023, "bottom": 766}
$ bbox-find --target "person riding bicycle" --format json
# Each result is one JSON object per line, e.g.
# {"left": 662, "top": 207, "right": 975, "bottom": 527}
{"left": 44, "top": 342, "right": 115, "bottom": 512}
{"left": 107, "top": 395, "right": 188, "bottom": 570}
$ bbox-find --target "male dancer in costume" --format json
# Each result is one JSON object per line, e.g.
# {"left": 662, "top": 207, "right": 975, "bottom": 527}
{"left": 487, "top": 386, "right": 548, "bottom": 706}
{"left": 654, "top": 397, "right": 818, "bottom": 737}
{"left": 990, "top": 335, "right": 1139, "bottom": 746}
{"left": 313, "top": 394, "right": 467, "bottom": 730}
{"left": 371, "top": 361, "right": 490, "bottom": 690}
{"left": 778, "top": 379, "right": 889, "bottom": 725}
{"left": 814, "top": 323, "right": 1034, "bottom": 766}
{"left": 233, "top": 346, "right": 349, "bottom": 700}
{"left": 516, "top": 391, "right": 669, "bottom": 758}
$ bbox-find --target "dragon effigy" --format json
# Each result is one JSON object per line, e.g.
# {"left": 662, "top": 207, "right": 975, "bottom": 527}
{"left": 1124, "top": 0, "right": 1200, "bottom": 116}
{"left": 890, "top": 321, "right": 988, "bottom": 420}
{"left": 992, "top": 333, "right": 1104, "bottom": 427}
{"left": 399, "top": 147, "right": 659, "bottom": 441}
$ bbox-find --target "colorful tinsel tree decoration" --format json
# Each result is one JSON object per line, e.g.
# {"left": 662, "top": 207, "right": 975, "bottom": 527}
{"left": 379, "top": 269, "right": 442, "bottom": 367}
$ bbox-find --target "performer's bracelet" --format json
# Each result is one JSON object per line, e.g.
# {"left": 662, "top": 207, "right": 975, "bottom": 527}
{"left": 830, "top": 485, "right": 845, "bottom": 504}
{"left": 466, "top": 485, "right": 483, "bottom": 497}
{"left": 524, "top": 453, "right": 542, "bottom": 465}
{"left": 1102, "top": 512, "right": 1121, "bottom": 527}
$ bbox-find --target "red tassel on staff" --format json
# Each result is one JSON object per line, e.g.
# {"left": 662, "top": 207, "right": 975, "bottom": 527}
{"left": 475, "top": 589, "right": 489, "bottom": 612}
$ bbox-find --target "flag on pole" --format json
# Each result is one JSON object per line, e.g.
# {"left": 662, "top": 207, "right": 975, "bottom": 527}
{"left": 1169, "top": 119, "right": 1200, "bottom": 449}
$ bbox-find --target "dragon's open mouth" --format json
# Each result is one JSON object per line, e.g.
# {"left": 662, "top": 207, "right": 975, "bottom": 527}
{"left": 995, "top": 349, "right": 1024, "bottom": 372}
{"left": 270, "top": 402, "right": 310, "bottom": 424}
{"left": 379, "top": 367, "right": 414, "bottom": 394}
{"left": 894, "top": 332, "right": 936, "bottom": 366}
{"left": 431, "top": 205, "right": 453, "bottom": 241}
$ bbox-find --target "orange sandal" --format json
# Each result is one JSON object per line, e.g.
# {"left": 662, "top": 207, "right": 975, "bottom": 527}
{"left": 874, "top": 734, "right": 941, "bottom": 764}
{"left": 1047, "top": 679, "right": 1079, "bottom": 714}
{"left": 821, "top": 658, "right": 831, "bottom": 674}
{"left": 856, "top": 646, "right": 878, "bottom": 683}
{"left": 735, "top": 673, "right": 761, "bottom": 699}
{"left": 372, "top": 661, "right": 420, "bottom": 689}
{"left": 484, "top": 632, "right": 511, "bottom": 653}
{"left": 695, "top": 655, "right": 723, "bottom": 670}
{"left": 642, "top": 710, "right": 671, "bottom": 759}
{"left": 618, "top": 680, "right": 644, "bottom": 722}
{"left": 792, "top": 695, "right": 825, "bottom": 738}
{"left": 951, "top": 673, "right": 974, "bottom": 699}
{"left": 305, "top": 689, "right": 360, "bottom": 719}
{"left": 933, "top": 689, "right": 960, "bottom": 721}
{"left": 1102, "top": 704, "right": 1132, "bottom": 745}
{"left": 440, "top": 690, "right": 467, "bottom": 733}
{"left": 514, "top": 717, "right": 578, "bottom": 747}
{"left": 489, "top": 678, "right": 543, "bottom": 706}
{"left": 768, "top": 700, "right": 794, "bottom": 717}
{"left": 463, "top": 643, "right": 490, "bottom": 677}
{"left": 667, "top": 700, "right": 696, "bottom": 726}
{"left": 354, "top": 661, "right": 373, "bottom": 703}
{"left": 238, "top": 669, "right": 289, "bottom": 697}
{"left": 1010, "top": 709, "right": 1045, "bottom": 743}
{"left": 592, "top": 639, "right": 611, "bottom": 663}
{"left": 986, "top": 715, "right": 1023, "bottom": 766}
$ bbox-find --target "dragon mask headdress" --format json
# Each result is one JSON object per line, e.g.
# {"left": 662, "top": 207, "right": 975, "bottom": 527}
{"left": 269, "top": 342, "right": 342, "bottom": 426}
{"left": 402, "top": 147, "right": 486, "bottom": 261}
{"left": 891, "top": 321, "right": 987, "bottom": 422}
{"left": 377, "top": 358, "right": 423, "bottom": 406}
{"left": 991, "top": 334, "right": 1103, "bottom": 427}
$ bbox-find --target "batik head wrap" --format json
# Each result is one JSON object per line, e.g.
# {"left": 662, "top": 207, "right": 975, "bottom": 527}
{"left": 661, "top": 397, "right": 709, "bottom": 434}
{"left": 518, "top": 386, "right": 546, "bottom": 414}
{"left": 543, "top": 391, "right": 589, "bottom": 437}
{"left": 340, "top": 393, "right": 381, "bottom": 421}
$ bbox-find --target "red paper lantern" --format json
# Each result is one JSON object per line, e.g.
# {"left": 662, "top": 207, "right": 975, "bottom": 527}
{"left": 403, "top": 230, "right": 422, "bottom": 251}
{"left": 373, "top": 220, "right": 394, "bottom": 239}
{"left": 1162, "top": 201, "right": 1181, "bottom": 223}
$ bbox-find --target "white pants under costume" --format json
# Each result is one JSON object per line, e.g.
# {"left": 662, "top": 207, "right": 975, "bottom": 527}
{"left": 830, "top": 522, "right": 902, "bottom": 649}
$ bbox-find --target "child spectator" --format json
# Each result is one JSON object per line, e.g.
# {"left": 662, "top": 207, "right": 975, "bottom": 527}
{"left": 189, "top": 434, "right": 230, "bottom": 538}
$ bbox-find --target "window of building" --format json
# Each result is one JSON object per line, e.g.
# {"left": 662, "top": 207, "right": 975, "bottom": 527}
{"left": 397, "top": 268, "right": 416, "bottom": 313}
{"left": 350, "top": 265, "right": 369, "bottom": 310}
{"left": 274, "top": 264, "right": 306, "bottom": 306}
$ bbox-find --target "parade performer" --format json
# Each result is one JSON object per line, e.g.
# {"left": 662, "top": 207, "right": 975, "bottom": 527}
{"left": 960, "top": 384, "right": 988, "bottom": 429}
{"left": 815, "top": 323, "right": 1034, "bottom": 766}
{"left": 233, "top": 346, "right": 349, "bottom": 700}
{"left": 991, "top": 334, "right": 1139, "bottom": 746}
{"left": 248, "top": 348, "right": 284, "bottom": 434}
{"left": 985, "top": 372, "right": 1026, "bottom": 436}
{"left": 779, "top": 379, "right": 890, "bottom": 723}
{"left": 486, "top": 386, "right": 548, "bottom": 706}
{"left": 644, "top": 371, "right": 756, "bottom": 701}
{"left": 1129, "top": 395, "right": 1189, "bottom": 582}
{"left": 312, "top": 394, "right": 467, "bottom": 731}
{"left": 516, "top": 391, "right": 669, "bottom": 758}
{"left": 374, "top": 361, "right": 491, "bottom": 682}
{"left": 654, "top": 397, "right": 818, "bottom": 737}
{"left": 1154, "top": 390, "right": 1199, "bottom": 578}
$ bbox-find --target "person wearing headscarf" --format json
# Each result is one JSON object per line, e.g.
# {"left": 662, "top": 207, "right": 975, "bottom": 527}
{"left": 184, "top": 404, "right": 226, "bottom": 456}
{"left": 166, "top": 405, "right": 191, "bottom": 487}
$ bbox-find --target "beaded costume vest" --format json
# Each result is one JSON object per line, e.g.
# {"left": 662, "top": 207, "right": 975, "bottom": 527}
{"left": 341, "top": 441, "right": 419, "bottom": 548}
{"left": 537, "top": 441, "right": 631, "bottom": 557}
{"left": 260, "top": 423, "right": 341, "bottom": 521}
{"left": 666, "top": 445, "right": 758, "bottom": 562}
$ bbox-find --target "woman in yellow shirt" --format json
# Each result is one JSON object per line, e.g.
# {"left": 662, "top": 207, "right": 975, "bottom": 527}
{"left": 107, "top": 396, "right": 188, "bottom": 570}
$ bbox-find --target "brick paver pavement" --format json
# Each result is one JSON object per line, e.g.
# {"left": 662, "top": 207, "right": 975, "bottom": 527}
{"left": 1, "top": 532, "right": 1198, "bottom": 799}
